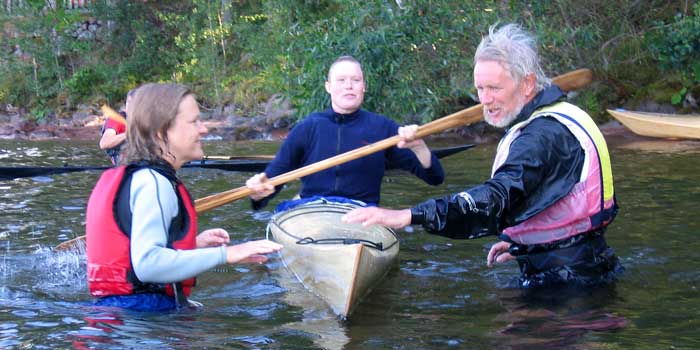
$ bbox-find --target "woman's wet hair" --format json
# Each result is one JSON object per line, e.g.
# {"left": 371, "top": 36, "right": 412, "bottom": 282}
{"left": 474, "top": 23, "right": 551, "bottom": 93}
{"left": 122, "top": 83, "right": 193, "bottom": 164}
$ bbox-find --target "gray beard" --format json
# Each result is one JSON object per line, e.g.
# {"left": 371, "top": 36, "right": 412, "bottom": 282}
{"left": 484, "top": 102, "right": 525, "bottom": 129}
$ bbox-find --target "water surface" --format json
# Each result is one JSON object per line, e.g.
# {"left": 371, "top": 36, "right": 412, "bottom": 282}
{"left": 0, "top": 138, "right": 699, "bottom": 349}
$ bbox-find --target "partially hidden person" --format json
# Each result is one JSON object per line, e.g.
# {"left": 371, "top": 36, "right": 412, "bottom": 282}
{"left": 85, "top": 83, "right": 282, "bottom": 311}
{"left": 246, "top": 55, "right": 445, "bottom": 211}
{"left": 342, "top": 24, "right": 623, "bottom": 292}
{"left": 99, "top": 89, "right": 135, "bottom": 165}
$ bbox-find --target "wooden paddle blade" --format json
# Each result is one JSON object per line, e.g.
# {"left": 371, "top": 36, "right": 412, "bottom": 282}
{"left": 554, "top": 68, "right": 594, "bottom": 92}
{"left": 54, "top": 235, "right": 86, "bottom": 252}
{"left": 193, "top": 68, "right": 594, "bottom": 213}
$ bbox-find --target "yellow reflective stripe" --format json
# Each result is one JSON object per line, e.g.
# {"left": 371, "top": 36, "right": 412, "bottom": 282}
{"left": 533, "top": 103, "right": 615, "bottom": 202}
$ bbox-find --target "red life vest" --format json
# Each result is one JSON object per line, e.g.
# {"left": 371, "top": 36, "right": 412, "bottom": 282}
{"left": 101, "top": 112, "right": 127, "bottom": 164}
{"left": 86, "top": 165, "right": 198, "bottom": 298}
{"left": 103, "top": 114, "right": 126, "bottom": 135}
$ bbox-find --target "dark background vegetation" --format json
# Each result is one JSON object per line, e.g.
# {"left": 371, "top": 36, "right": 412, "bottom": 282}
{"left": 0, "top": 0, "right": 698, "bottom": 126}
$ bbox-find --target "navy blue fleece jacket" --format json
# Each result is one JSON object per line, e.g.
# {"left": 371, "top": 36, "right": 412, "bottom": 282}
{"left": 254, "top": 108, "right": 445, "bottom": 209}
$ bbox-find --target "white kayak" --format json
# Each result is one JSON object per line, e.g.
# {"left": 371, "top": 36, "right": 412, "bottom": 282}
{"left": 267, "top": 201, "right": 399, "bottom": 318}
{"left": 607, "top": 109, "right": 700, "bottom": 140}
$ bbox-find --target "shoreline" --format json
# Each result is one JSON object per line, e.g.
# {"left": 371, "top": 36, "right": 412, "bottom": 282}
{"left": 0, "top": 110, "right": 505, "bottom": 144}
{"left": 0, "top": 113, "right": 293, "bottom": 142}
{"left": 1, "top": 110, "right": 695, "bottom": 154}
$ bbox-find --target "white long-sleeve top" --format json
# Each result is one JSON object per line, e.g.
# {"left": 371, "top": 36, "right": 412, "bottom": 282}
{"left": 129, "top": 168, "right": 227, "bottom": 283}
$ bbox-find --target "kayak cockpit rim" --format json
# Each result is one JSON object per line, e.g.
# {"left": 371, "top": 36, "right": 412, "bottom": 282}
{"left": 266, "top": 202, "right": 400, "bottom": 251}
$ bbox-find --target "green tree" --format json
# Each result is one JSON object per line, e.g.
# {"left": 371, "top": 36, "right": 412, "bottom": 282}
{"left": 1, "top": 0, "right": 695, "bottom": 124}
{"left": 647, "top": 3, "right": 700, "bottom": 106}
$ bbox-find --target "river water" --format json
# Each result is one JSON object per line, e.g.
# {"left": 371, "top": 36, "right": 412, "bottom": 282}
{"left": 0, "top": 137, "right": 699, "bottom": 349}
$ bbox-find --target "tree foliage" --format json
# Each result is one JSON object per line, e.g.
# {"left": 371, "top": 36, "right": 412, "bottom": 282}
{"left": 0, "top": 0, "right": 697, "bottom": 123}
{"left": 646, "top": 3, "right": 700, "bottom": 105}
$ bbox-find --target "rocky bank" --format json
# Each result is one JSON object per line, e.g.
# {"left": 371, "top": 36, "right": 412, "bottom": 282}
{"left": 0, "top": 101, "right": 508, "bottom": 144}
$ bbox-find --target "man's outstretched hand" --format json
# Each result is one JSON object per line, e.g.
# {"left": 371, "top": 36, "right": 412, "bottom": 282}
{"left": 342, "top": 207, "right": 412, "bottom": 228}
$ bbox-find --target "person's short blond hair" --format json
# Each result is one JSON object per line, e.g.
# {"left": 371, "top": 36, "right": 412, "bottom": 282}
{"left": 327, "top": 55, "right": 362, "bottom": 81}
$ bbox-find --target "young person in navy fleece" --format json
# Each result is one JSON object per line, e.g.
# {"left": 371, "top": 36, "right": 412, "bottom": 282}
{"left": 245, "top": 55, "right": 445, "bottom": 210}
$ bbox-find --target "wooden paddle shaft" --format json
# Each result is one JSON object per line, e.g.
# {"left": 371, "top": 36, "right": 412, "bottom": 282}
{"left": 194, "top": 68, "right": 593, "bottom": 212}
{"left": 53, "top": 69, "right": 592, "bottom": 251}
{"left": 53, "top": 145, "right": 470, "bottom": 251}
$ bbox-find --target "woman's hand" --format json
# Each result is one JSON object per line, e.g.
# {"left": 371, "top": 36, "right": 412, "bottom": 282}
{"left": 246, "top": 173, "right": 275, "bottom": 201}
{"left": 487, "top": 241, "right": 515, "bottom": 267}
{"left": 225, "top": 239, "right": 283, "bottom": 264}
{"left": 196, "top": 228, "right": 230, "bottom": 248}
{"left": 397, "top": 125, "right": 431, "bottom": 168}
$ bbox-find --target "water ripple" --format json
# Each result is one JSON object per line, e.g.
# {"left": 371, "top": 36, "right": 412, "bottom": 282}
{"left": 11, "top": 310, "right": 38, "bottom": 318}
{"left": 25, "top": 321, "right": 61, "bottom": 327}
{"left": 232, "top": 334, "right": 275, "bottom": 345}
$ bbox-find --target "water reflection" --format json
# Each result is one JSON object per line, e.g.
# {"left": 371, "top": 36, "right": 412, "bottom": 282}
{"left": 203, "top": 251, "right": 351, "bottom": 349}
{"left": 276, "top": 265, "right": 350, "bottom": 350}
{"left": 69, "top": 311, "right": 125, "bottom": 349}
{"left": 492, "top": 287, "right": 627, "bottom": 349}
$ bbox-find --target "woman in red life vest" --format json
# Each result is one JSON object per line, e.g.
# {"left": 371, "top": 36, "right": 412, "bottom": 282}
{"left": 85, "top": 83, "right": 282, "bottom": 311}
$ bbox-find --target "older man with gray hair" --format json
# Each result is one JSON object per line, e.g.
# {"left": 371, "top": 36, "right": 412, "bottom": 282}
{"left": 343, "top": 23, "right": 623, "bottom": 291}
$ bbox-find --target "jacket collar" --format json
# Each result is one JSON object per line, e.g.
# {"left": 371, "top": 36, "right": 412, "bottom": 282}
{"left": 509, "top": 85, "right": 566, "bottom": 127}
{"left": 325, "top": 107, "right": 362, "bottom": 124}
{"left": 131, "top": 159, "right": 178, "bottom": 182}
